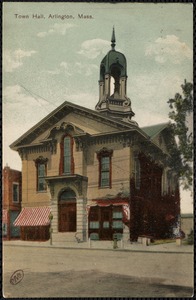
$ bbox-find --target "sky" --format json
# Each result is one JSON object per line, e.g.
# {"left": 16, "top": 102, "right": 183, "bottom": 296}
{"left": 3, "top": 2, "right": 193, "bottom": 213}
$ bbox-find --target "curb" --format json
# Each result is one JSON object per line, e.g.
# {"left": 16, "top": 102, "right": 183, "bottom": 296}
{"left": 3, "top": 243, "right": 193, "bottom": 254}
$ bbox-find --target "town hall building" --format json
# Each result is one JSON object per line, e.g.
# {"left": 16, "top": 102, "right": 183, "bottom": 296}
{"left": 11, "top": 29, "right": 180, "bottom": 242}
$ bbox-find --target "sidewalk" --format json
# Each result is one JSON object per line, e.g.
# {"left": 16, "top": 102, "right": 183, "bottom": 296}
{"left": 3, "top": 239, "right": 193, "bottom": 253}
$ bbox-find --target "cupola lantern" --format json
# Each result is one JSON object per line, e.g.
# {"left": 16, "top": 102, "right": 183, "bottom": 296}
{"left": 95, "top": 28, "right": 135, "bottom": 123}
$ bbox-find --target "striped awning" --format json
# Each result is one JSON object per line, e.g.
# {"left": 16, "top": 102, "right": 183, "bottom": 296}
{"left": 14, "top": 207, "right": 51, "bottom": 227}
{"left": 2, "top": 209, "right": 8, "bottom": 223}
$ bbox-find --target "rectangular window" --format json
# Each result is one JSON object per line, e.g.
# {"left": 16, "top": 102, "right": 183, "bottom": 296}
{"left": 97, "top": 149, "right": 113, "bottom": 189}
{"left": 103, "top": 221, "right": 109, "bottom": 228}
{"left": 38, "top": 163, "right": 46, "bottom": 191}
{"left": 113, "top": 211, "right": 123, "bottom": 219}
{"left": 100, "top": 156, "right": 110, "bottom": 187}
{"left": 112, "top": 221, "right": 123, "bottom": 229}
{"left": 13, "top": 183, "right": 19, "bottom": 202}
{"left": 90, "top": 221, "right": 99, "bottom": 229}
{"left": 112, "top": 208, "right": 123, "bottom": 229}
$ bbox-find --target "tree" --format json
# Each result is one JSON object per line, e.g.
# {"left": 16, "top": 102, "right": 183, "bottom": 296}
{"left": 167, "top": 80, "right": 193, "bottom": 190}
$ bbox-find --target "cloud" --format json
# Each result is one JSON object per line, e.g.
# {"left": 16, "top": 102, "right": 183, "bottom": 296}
{"left": 64, "top": 92, "right": 97, "bottom": 110}
{"left": 60, "top": 61, "right": 72, "bottom": 76}
{"left": 129, "top": 72, "right": 187, "bottom": 126}
{"left": 78, "top": 39, "right": 110, "bottom": 59}
{"left": 3, "top": 49, "right": 37, "bottom": 72}
{"left": 3, "top": 87, "right": 98, "bottom": 170}
{"left": 134, "top": 108, "right": 169, "bottom": 128}
{"left": 74, "top": 62, "right": 98, "bottom": 76}
{"left": 46, "top": 61, "right": 98, "bottom": 77}
{"left": 47, "top": 69, "right": 61, "bottom": 75}
{"left": 3, "top": 84, "right": 60, "bottom": 170}
{"left": 3, "top": 85, "right": 56, "bottom": 127}
{"left": 145, "top": 35, "right": 193, "bottom": 64}
{"left": 130, "top": 72, "right": 184, "bottom": 103}
{"left": 37, "top": 23, "right": 76, "bottom": 37}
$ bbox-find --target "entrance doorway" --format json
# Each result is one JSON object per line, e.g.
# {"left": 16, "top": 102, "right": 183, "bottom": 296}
{"left": 58, "top": 189, "right": 76, "bottom": 232}
{"left": 89, "top": 205, "right": 123, "bottom": 240}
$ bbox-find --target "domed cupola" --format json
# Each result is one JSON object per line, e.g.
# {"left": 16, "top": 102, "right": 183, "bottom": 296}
{"left": 95, "top": 27, "right": 135, "bottom": 123}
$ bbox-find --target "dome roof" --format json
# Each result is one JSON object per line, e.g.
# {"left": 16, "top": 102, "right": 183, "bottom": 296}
{"left": 100, "top": 50, "right": 127, "bottom": 78}
{"left": 99, "top": 28, "right": 127, "bottom": 80}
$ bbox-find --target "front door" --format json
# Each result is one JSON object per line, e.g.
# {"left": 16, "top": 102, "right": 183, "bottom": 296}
{"left": 89, "top": 205, "right": 124, "bottom": 240}
{"left": 59, "top": 202, "right": 76, "bottom": 232}
{"left": 58, "top": 189, "right": 77, "bottom": 232}
{"left": 100, "top": 207, "right": 112, "bottom": 240}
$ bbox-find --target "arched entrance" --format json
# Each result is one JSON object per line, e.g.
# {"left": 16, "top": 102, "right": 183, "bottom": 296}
{"left": 58, "top": 189, "right": 76, "bottom": 232}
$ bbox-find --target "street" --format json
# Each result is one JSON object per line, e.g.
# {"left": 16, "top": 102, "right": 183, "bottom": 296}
{"left": 3, "top": 245, "right": 193, "bottom": 297}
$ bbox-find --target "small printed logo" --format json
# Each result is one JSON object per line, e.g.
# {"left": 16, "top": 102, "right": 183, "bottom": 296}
{"left": 10, "top": 269, "right": 24, "bottom": 285}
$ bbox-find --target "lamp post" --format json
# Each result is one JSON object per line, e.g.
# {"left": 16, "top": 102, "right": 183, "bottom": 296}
{"left": 48, "top": 212, "right": 53, "bottom": 245}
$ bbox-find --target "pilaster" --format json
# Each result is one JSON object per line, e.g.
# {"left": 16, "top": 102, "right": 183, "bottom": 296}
{"left": 51, "top": 198, "right": 58, "bottom": 233}
{"left": 76, "top": 197, "right": 87, "bottom": 241}
{"left": 105, "top": 74, "right": 110, "bottom": 96}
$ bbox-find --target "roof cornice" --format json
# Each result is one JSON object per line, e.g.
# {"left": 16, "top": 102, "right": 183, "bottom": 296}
{"left": 10, "top": 101, "right": 137, "bottom": 150}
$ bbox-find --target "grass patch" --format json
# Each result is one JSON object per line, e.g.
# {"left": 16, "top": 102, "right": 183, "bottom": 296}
{"left": 151, "top": 239, "right": 175, "bottom": 245}
{"left": 182, "top": 239, "right": 193, "bottom": 245}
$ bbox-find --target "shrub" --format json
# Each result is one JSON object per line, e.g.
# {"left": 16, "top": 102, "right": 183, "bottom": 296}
{"left": 187, "top": 229, "right": 194, "bottom": 245}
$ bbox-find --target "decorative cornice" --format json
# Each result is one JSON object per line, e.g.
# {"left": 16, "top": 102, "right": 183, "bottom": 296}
{"left": 10, "top": 100, "right": 151, "bottom": 151}
{"left": 74, "top": 137, "right": 85, "bottom": 151}
{"left": 88, "top": 133, "right": 134, "bottom": 148}
{"left": 19, "top": 148, "right": 30, "bottom": 160}
{"left": 44, "top": 122, "right": 86, "bottom": 141}
{"left": 17, "top": 140, "right": 57, "bottom": 159}
{"left": 96, "top": 147, "right": 113, "bottom": 158}
{"left": 34, "top": 156, "right": 48, "bottom": 165}
{"left": 47, "top": 140, "right": 57, "bottom": 155}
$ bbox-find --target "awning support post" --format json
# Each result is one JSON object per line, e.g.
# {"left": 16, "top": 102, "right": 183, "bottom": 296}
{"left": 49, "top": 212, "right": 53, "bottom": 245}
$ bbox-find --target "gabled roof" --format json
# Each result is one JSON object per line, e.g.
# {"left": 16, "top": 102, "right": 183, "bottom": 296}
{"left": 10, "top": 100, "right": 141, "bottom": 150}
{"left": 9, "top": 99, "right": 171, "bottom": 156}
{"left": 141, "top": 123, "right": 169, "bottom": 139}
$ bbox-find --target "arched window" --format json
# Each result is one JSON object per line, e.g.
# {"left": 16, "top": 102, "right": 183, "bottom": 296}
{"left": 59, "top": 135, "right": 74, "bottom": 175}
{"left": 60, "top": 189, "right": 76, "bottom": 200}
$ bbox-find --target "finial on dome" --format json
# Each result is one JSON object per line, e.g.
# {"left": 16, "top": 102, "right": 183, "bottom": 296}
{"left": 111, "top": 26, "right": 116, "bottom": 50}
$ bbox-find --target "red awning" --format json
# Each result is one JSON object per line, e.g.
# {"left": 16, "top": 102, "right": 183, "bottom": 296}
{"left": 14, "top": 207, "right": 51, "bottom": 227}
{"left": 88, "top": 201, "right": 130, "bottom": 221}
{"left": 91, "top": 199, "right": 129, "bottom": 206}
{"left": 2, "top": 209, "right": 8, "bottom": 224}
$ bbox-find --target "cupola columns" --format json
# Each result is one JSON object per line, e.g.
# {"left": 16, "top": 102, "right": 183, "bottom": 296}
{"left": 95, "top": 29, "right": 135, "bottom": 123}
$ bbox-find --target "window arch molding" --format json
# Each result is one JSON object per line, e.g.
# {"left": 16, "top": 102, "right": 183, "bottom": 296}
{"left": 59, "top": 134, "right": 74, "bottom": 175}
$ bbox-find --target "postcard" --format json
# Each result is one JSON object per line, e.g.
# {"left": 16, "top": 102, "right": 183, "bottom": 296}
{"left": 3, "top": 2, "right": 193, "bottom": 298}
